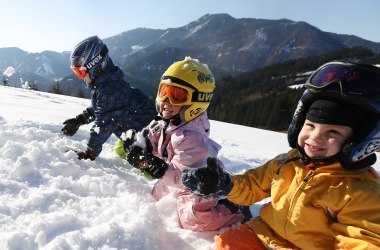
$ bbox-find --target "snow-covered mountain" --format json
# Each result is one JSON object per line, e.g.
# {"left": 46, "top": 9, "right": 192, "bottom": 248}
{"left": 1, "top": 14, "right": 380, "bottom": 96}
{"left": 0, "top": 85, "right": 379, "bottom": 249}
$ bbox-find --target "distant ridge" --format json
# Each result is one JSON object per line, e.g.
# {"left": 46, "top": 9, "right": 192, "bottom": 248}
{"left": 1, "top": 13, "right": 379, "bottom": 97}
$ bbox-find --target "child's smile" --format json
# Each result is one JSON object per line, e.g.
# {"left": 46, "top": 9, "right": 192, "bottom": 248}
{"left": 305, "top": 143, "right": 323, "bottom": 152}
{"left": 298, "top": 119, "right": 353, "bottom": 159}
{"left": 159, "top": 99, "right": 181, "bottom": 119}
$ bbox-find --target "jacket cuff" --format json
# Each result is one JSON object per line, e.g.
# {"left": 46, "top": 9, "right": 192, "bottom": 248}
{"left": 220, "top": 174, "right": 234, "bottom": 196}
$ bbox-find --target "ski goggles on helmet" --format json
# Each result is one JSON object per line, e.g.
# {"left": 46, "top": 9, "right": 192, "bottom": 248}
{"left": 71, "top": 65, "right": 87, "bottom": 79}
{"left": 157, "top": 82, "right": 193, "bottom": 105}
{"left": 305, "top": 61, "right": 380, "bottom": 98}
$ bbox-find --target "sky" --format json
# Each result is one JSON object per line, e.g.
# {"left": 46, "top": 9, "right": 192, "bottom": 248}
{"left": 0, "top": 0, "right": 379, "bottom": 53}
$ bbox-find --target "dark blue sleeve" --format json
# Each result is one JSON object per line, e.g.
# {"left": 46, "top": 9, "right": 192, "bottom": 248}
{"left": 82, "top": 106, "right": 96, "bottom": 123}
{"left": 85, "top": 75, "right": 155, "bottom": 157}
{"left": 86, "top": 91, "right": 119, "bottom": 156}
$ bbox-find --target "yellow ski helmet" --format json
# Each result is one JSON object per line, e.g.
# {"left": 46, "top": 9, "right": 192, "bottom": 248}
{"left": 156, "top": 57, "right": 216, "bottom": 122}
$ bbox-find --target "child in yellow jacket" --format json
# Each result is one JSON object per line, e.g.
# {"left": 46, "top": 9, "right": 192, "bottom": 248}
{"left": 182, "top": 61, "right": 380, "bottom": 249}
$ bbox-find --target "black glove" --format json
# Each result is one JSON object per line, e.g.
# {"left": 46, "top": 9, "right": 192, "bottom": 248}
{"left": 181, "top": 157, "right": 233, "bottom": 196}
{"left": 123, "top": 129, "right": 137, "bottom": 153}
{"left": 123, "top": 128, "right": 152, "bottom": 153}
{"left": 127, "top": 146, "right": 168, "bottom": 179}
{"left": 77, "top": 148, "right": 96, "bottom": 161}
{"left": 61, "top": 114, "right": 86, "bottom": 136}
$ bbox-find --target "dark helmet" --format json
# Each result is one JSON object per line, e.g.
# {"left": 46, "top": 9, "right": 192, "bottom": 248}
{"left": 288, "top": 61, "right": 380, "bottom": 170}
{"left": 70, "top": 36, "right": 109, "bottom": 80}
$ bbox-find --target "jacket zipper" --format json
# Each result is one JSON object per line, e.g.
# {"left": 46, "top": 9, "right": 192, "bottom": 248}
{"left": 284, "top": 169, "right": 315, "bottom": 238}
{"left": 160, "top": 121, "right": 169, "bottom": 158}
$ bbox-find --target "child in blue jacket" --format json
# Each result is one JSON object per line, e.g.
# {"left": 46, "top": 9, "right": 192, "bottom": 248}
{"left": 61, "top": 36, "right": 156, "bottom": 160}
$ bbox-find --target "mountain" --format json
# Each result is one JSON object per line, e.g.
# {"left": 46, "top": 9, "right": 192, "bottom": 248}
{"left": 0, "top": 48, "right": 71, "bottom": 90}
{"left": 208, "top": 46, "right": 380, "bottom": 131}
{"left": 1, "top": 13, "right": 380, "bottom": 97}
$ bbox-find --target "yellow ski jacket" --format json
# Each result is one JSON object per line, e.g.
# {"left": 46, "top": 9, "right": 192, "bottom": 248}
{"left": 227, "top": 149, "right": 380, "bottom": 249}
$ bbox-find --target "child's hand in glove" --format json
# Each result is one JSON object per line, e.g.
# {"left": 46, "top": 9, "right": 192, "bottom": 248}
{"left": 74, "top": 148, "right": 96, "bottom": 161}
{"left": 127, "top": 146, "right": 167, "bottom": 179}
{"left": 61, "top": 114, "right": 86, "bottom": 136}
{"left": 181, "top": 157, "right": 233, "bottom": 196}
{"left": 122, "top": 129, "right": 137, "bottom": 152}
{"left": 122, "top": 128, "right": 152, "bottom": 153}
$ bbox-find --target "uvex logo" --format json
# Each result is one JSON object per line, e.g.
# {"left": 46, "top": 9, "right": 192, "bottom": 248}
{"left": 85, "top": 54, "right": 103, "bottom": 69}
{"left": 198, "top": 93, "right": 213, "bottom": 102}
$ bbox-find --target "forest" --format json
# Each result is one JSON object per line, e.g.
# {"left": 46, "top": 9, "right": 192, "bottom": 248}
{"left": 208, "top": 47, "right": 380, "bottom": 131}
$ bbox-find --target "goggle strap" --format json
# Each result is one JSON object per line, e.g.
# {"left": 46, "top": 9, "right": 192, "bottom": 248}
{"left": 161, "top": 76, "right": 197, "bottom": 91}
{"left": 191, "top": 91, "right": 214, "bottom": 102}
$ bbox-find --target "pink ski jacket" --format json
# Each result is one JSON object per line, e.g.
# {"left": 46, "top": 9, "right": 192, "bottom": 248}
{"left": 146, "top": 112, "right": 243, "bottom": 231}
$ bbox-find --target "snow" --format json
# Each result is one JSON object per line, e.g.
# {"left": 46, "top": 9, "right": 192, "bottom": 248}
{"left": 186, "top": 21, "right": 208, "bottom": 38}
{"left": 0, "top": 85, "right": 379, "bottom": 250}
{"left": 35, "top": 62, "right": 56, "bottom": 79}
{"left": 3, "top": 66, "right": 15, "bottom": 77}
{"left": 288, "top": 84, "right": 305, "bottom": 89}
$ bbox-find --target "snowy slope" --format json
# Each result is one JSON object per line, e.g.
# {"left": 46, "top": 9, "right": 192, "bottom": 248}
{"left": 0, "top": 86, "right": 378, "bottom": 250}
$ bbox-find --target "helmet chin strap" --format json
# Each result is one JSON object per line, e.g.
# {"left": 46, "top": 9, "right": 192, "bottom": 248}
{"left": 295, "top": 143, "right": 376, "bottom": 170}
{"left": 169, "top": 114, "right": 182, "bottom": 126}
{"left": 159, "top": 111, "right": 182, "bottom": 126}
{"left": 275, "top": 145, "right": 337, "bottom": 175}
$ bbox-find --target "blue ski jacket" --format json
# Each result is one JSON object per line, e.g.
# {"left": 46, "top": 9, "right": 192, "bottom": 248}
{"left": 81, "top": 62, "right": 156, "bottom": 157}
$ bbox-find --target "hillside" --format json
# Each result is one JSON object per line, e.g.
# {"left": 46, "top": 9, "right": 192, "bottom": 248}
{"left": 208, "top": 46, "right": 380, "bottom": 131}
{"left": 1, "top": 14, "right": 380, "bottom": 97}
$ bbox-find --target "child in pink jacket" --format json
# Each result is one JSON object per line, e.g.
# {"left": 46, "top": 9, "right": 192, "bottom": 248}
{"left": 119, "top": 57, "right": 248, "bottom": 231}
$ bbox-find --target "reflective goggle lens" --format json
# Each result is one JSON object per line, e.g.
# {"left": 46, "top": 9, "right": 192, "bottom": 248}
{"left": 158, "top": 83, "right": 190, "bottom": 104}
{"left": 307, "top": 63, "right": 380, "bottom": 97}
{"left": 71, "top": 65, "right": 87, "bottom": 79}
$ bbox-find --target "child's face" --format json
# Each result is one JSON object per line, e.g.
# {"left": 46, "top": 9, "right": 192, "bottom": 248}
{"left": 297, "top": 119, "right": 353, "bottom": 159}
{"left": 159, "top": 99, "right": 182, "bottom": 120}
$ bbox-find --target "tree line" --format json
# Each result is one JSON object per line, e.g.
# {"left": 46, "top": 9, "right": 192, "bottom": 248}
{"left": 2, "top": 77, "right": 89, "bottom": 99}
{"left": 3, "top": 46, "right": 379, "bottom": 130}
{"left": 208, "top": 47, "right": 380, "bottom": 132}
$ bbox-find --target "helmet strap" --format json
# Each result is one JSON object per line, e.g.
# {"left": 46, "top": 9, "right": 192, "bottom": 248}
{"left": 296, "top": 143, "right": 376, "bottom": 170}
{"left": 169, "top": 114, "right": 182, "bottom": 126}
{"left": 296, "top": 144, "right": 337, "bottom": 165}
{"left": 157, "top": 111, "right": 182, "bottom": 126}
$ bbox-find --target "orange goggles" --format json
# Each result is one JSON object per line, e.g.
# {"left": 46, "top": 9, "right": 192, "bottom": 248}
{"left": 157, "top": 83, "right": 192, "bottom": 105}
{"left": 71, "top": 65, "right": 87, "bottom": 79}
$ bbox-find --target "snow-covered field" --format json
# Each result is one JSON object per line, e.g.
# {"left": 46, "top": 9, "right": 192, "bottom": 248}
{"left": 0, "top": 86, "right": 378, "bottom": 250}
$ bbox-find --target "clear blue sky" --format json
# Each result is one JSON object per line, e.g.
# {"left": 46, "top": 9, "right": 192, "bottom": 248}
{"left": 1, "top": 0, "right": 379, "bottom": 53}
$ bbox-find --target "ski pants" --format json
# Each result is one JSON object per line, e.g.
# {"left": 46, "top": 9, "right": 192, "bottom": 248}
{"left": 215, "top": 224, "right": 267, "bottom": 250}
